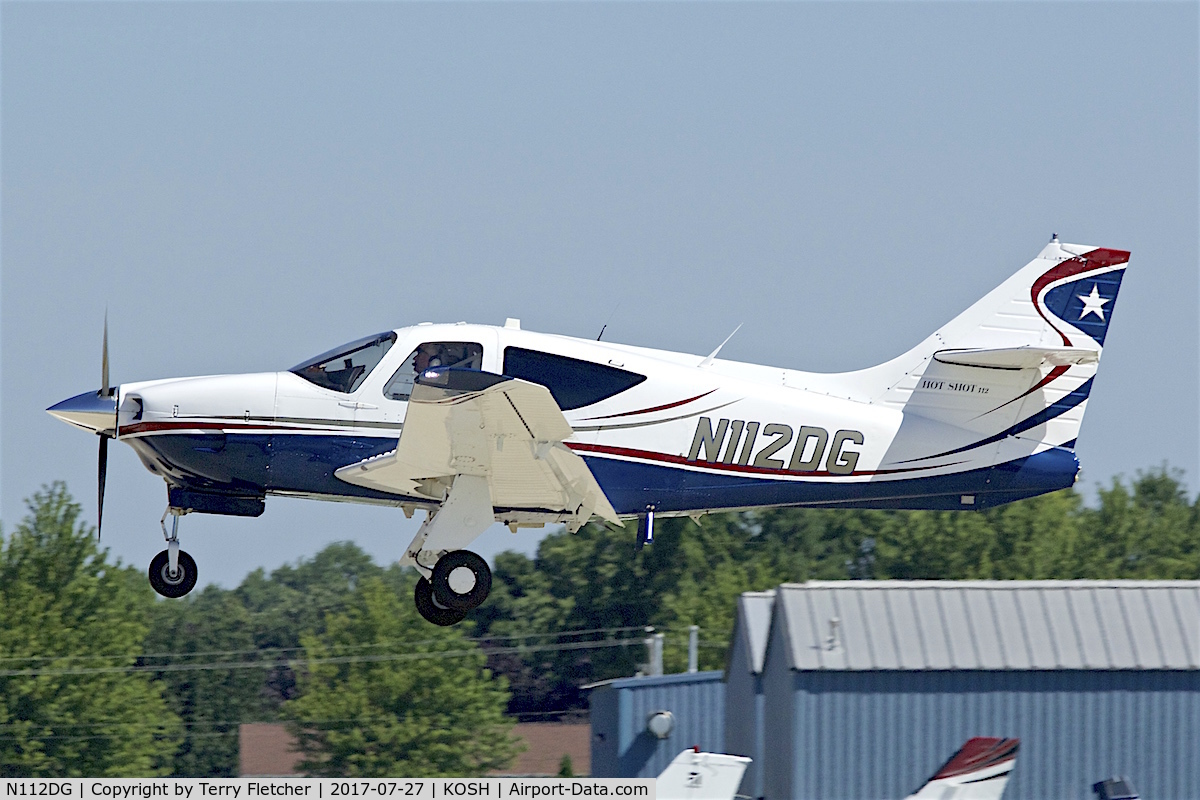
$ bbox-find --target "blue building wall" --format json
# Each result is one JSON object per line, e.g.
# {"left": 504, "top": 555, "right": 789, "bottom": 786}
{"left": 765, "top": 670, "right": 1200, "bottom": 800}
{"left": 589, "top": 671, "right": 725, "bottom": 778}
{"left": 761, "top": 622, "right": 795, "bottom": 800}
{"left": 725, "top": 628, "right": 766, "bottom": 799}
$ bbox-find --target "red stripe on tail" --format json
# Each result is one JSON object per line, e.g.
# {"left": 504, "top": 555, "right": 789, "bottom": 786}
{"left": 932, "top": 737, "right": 1020, "bottom": 780}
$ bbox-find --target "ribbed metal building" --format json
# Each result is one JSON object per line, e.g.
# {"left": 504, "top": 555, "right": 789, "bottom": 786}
{"left": 588, "top": 671, "right": 725, "bottom": 779}
{"left": 724, "top": 590, "right": 775, "bottom": 799}
{"left": 761, "top": 581, "right": 1200, "bottom": 800}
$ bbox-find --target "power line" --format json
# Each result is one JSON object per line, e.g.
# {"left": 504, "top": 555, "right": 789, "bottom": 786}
{"left": 0, "top": 625, "right": 649, "bottom": 666}
{"left": 0, "top": 636, "right": 644, "bottom": 679}
{"left": 0, "top": 730, "right": 238, "bottom": 744}
{"left": 0, "top": 708, "right": 589, "bottom": 735}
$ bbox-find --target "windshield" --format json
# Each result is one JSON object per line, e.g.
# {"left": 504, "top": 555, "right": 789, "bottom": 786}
{"left": 289, "top": 331, "right": 397, "bottom": 394}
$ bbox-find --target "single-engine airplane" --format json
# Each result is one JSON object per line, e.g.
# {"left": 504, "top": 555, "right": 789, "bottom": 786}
{"left": 49, "top": 237, "right": 1127, "bottom": 624}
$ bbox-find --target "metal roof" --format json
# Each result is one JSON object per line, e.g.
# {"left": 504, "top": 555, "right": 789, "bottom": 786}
{"left": 733, "top": 590, "right": 775, "bottom": 674}
{"left": 582, "top": 670, "right": 724, "bottom": 690}
{"left": 774, "top": 581, "right": 1200, "bottom": 671}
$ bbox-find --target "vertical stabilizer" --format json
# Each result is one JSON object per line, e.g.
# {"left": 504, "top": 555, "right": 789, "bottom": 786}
{"left": 905, "top": 737, "right": 1019, "bottom": 800}
{"left": 831, "top": 240, "right": 1128, "bottom": 471}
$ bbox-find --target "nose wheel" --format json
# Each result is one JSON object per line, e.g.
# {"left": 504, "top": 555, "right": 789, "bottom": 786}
{"left": 149, "top": 548, "right": 198, "bottom": 598}
{"left": 149, "top": 507, "right": 198, "bottom": 598}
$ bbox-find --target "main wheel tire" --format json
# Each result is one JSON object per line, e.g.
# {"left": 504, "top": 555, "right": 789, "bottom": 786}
{"left": 430, "top": 550, "right": 492, "bottom": 612}
{"left": 414, "top": 577, "right": 466, "bottom": 626}
{"left": 148, "top": 549, "right": 198, "bottom": 598}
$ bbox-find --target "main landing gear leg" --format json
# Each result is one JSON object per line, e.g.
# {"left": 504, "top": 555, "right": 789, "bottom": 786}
{"left": 149, "top": 507, "right": 198, "bottom": 599}
{"left": 401, "top": 475, "right": 494, "bottom": 625}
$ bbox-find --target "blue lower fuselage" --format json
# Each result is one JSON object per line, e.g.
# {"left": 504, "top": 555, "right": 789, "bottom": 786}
{"left": 127, "top": 431, "right": 1079, "bottom": 517}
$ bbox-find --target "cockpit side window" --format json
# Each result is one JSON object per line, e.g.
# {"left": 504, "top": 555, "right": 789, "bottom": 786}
{"left": 503, "top": 347, "right": 646, "bottom": 410}
{"left": 383, "top": 342, "right": 483, "bottom": 401}
{"left": 290, "top": 331, "right": 397, "bottom": 394}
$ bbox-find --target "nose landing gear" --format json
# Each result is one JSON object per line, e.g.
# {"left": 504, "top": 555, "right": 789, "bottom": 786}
{"left": 149, "top": 508, "right": 197, "bottom": 599}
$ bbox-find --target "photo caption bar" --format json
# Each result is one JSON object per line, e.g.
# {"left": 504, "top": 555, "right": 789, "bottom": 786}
{"left": 0, "top": 779, "right": 654, "bottom": 800}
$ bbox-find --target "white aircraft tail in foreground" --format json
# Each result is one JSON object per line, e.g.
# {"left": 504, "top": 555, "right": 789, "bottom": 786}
{"left": 656, "top": 748, "right": 751, "bottom": 800}
{"left": 49, "top": 238, "right": 1128, "bottom": 622}
{"left": 905, "top": 737, "right": 1019, "bottom": 800}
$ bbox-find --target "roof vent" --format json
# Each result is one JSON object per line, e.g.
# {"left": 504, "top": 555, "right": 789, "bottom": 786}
{"left": 505, "top": 318, "right": 521, "bottom": 329}
{"left": 826, "top": 617, "right": 842, "bottom": 651}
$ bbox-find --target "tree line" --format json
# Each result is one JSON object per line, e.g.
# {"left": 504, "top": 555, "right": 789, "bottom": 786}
{"left": 0, "top": 484, "right": 516, "bottom": 778}
{"left": 1, "top": 469, "right": 1197, "bottom": 777}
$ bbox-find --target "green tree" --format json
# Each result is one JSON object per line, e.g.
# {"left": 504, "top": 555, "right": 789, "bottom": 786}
{"left": 236, "top": 542, "right": 387, "bottom": 706}
{"left": 1080, "top": 467, "right": 1200, "bottom": 578}
{"left": 0, "top": 483, "right": 181, "bottom": 776}
{"left": 145, "top": 585, "right": 269, "bottom": 777}
{"left": 283, "top": 576, "right": 519, "bottom": 776}
{"left": 475, "top": 519, "right": 715, "bottom": 708}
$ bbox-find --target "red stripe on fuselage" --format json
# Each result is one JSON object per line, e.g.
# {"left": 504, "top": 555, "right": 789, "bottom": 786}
{"left": 579, "top": 389, "right": 717, "bottom": 421}
{"left": 567, "top": 442, "right": 963, "bottom": 478}
{"left": 117, "top": 420, "right": 394, "bottom": 437}
{"left": 121, "top": 421, "right": 257, "bottom": 434}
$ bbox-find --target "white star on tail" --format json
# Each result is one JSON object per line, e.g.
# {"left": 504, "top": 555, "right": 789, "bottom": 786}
{"left": 1078, "top": 284, "right": 1110, "bottom": 321}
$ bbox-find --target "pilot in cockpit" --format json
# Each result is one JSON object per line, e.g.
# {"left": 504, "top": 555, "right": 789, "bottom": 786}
{"left": 413, "top": 344, "right": 445, "bottom": 375}
{"left": 385, "top": 343, "right": 483, "bottom": 401}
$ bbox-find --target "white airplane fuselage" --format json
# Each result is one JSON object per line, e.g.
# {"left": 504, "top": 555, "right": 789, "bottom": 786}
{"left": 104, "top": 320, "right": 1066, "bottom": 522}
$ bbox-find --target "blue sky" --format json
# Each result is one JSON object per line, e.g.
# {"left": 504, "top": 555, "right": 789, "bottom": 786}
{"left": 3, "top": 2, "right": 1197, "bottom": 589}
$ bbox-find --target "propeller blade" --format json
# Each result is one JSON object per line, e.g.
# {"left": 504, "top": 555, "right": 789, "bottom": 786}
{"left": 101, "top": 312, "right": 110, "bottom": 397}
{"left": 98, "top": 434, "right": 108, "bottom": 539}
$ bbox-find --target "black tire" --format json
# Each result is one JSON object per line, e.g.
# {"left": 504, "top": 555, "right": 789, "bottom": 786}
{"left": 430, "top": 550, "right": 492, "bottom": 612}
{"left": 414, "top": 577, "right": 466, "bottom": 626}
{"left": 148, "top": 549, "right": 198, "bottom": 598}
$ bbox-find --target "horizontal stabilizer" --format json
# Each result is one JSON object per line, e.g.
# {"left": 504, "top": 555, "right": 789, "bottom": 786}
{"left": 934, "top": 346, "right": 1099, "bottom": 370}
{"left": 657, "top": 749, "right": 751, "bottom": 800}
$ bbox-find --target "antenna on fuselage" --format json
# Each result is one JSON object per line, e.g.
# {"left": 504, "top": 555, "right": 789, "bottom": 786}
{"left": 699, "top": 323, "right": 743, "bottom": 368}
{"left": 597, "top": 302, "right": 621, "bottom": 341}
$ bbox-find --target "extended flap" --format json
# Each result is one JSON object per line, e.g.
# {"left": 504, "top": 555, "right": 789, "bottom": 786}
{"left": 335, "top": 369, "right": 618, "bottom": 523}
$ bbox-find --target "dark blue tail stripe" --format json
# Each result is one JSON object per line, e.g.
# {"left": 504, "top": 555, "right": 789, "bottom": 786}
{"left": 917, "top": 377, "right": 1094, "bottom": 461}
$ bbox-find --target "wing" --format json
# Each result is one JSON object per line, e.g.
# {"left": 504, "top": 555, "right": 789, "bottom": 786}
{"left": 334, "top": 368, "right": 619, "bottom": 525}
